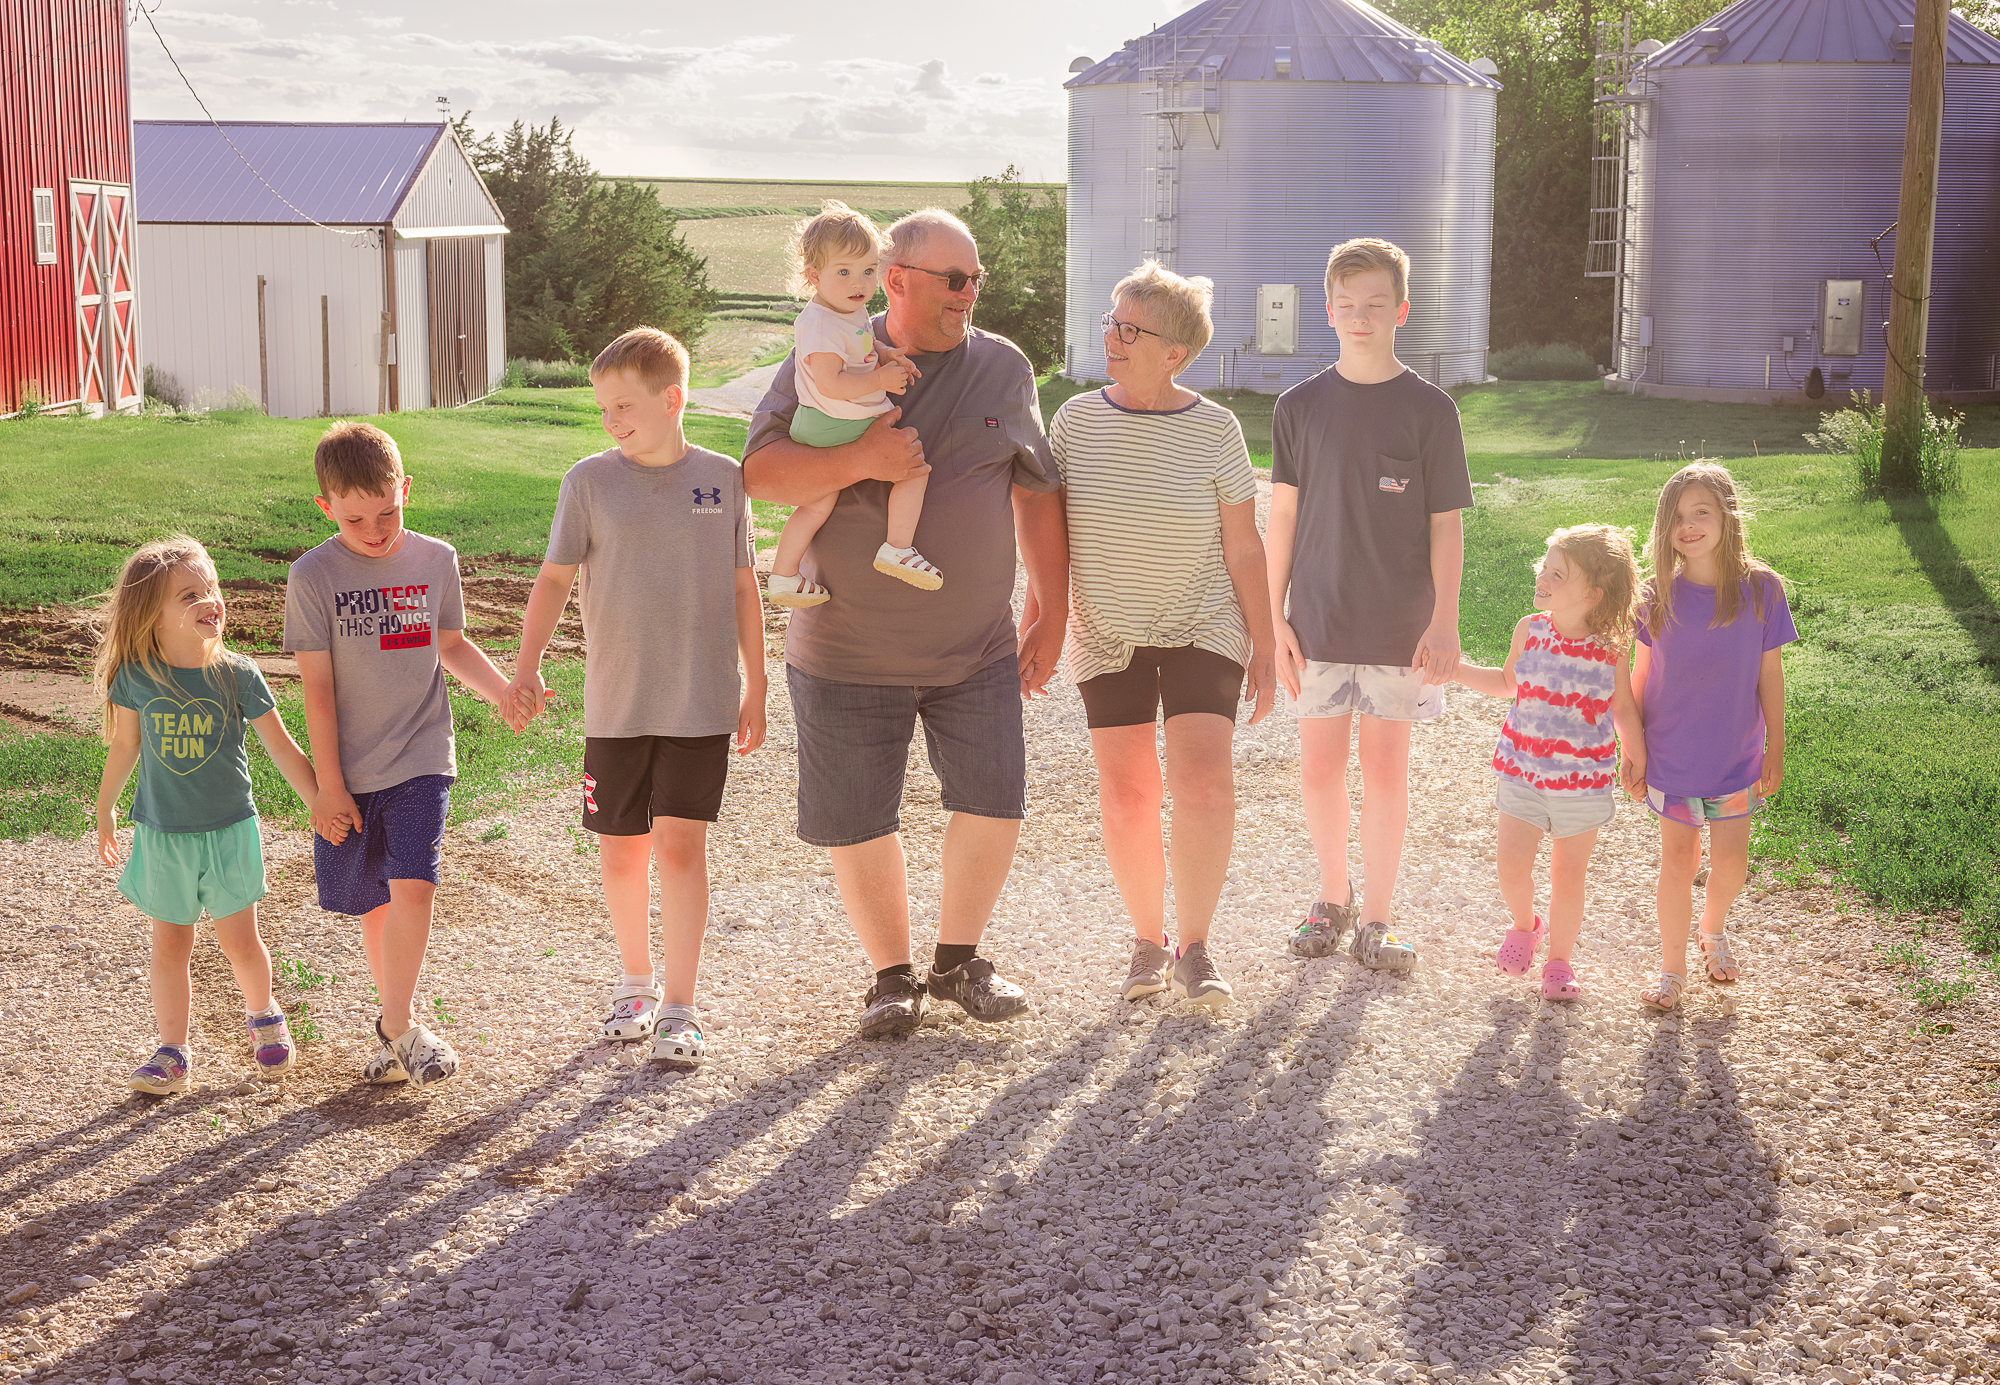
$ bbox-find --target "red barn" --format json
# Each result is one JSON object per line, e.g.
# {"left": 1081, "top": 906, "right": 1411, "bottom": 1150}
{"left": 2, "top": 0, "right": 141, "bottom": 415}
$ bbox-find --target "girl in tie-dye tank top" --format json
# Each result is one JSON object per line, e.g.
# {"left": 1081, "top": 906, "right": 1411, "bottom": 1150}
{"left": 1449, "top": 525, "right": 1645, "bottom": 1002}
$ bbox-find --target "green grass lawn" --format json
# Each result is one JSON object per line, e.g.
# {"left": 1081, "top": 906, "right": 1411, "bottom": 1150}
{"left": 3, "top": 381, "right": 1995, "bottom": 954}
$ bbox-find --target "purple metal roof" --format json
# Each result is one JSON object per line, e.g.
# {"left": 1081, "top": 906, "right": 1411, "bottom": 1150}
{"left": 133, "top": 121, "right": 445, "bottom": 224}
{"left": 1065, "top": 0, "right": 1499, "bottom": 89}
{"left": 1648, "top": 0, "right": 2000, "bottom": 67}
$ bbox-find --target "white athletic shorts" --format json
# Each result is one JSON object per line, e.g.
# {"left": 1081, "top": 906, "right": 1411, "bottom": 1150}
{"left": 1288, "top": 662, "right": 1443, "bottom": 722}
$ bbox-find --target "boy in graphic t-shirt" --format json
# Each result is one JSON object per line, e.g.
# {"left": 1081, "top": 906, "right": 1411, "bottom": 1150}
{"left": 1266, "top": 238, "right": 1475, "bottom": 974}
{"left": 284, "top": 421, "right": 525, "bottom": 1089}
{"left": 506, "top": 328, "right": 767, "bottom": 1067}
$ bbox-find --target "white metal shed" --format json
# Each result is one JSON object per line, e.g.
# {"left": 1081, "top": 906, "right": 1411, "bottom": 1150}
{"left": 133, "top": 121, "right": 507, "bottom": 418}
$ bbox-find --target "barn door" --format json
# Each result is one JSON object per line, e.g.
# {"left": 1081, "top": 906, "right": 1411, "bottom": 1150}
{"left": 70, "top": 182, "right": 141, "bottom": 414}
{"left": 426, "top": 236, "right": 487, "bottom": 408}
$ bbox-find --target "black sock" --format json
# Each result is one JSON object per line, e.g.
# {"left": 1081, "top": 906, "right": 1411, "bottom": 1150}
{"left": 875, "top": 963, "right": 918, "bottom": 987}
{"left": 933, "top": 943, "right": 978, "bottom": 976}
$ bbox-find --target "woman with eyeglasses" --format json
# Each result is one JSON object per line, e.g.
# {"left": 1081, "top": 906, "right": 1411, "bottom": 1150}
{"left": 1051, "top": 262, "right": 1278, "bottom": 1009}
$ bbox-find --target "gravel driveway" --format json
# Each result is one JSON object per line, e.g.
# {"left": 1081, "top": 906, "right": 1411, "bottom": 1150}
{"left": 3, "top": 582, "right": 1996, "bottom": 1385}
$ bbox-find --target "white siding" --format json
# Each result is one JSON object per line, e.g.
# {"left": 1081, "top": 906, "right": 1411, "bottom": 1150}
{"left": 136, "top": 224, "right": 387, "bottom": 419}
{"left": 484, "top": 233, "right": 505, "bottom": 389}
{"left": 394, "top": 237, "right": 429, "bottom": 410}
{"left": 392, "top": 134, "right": 504, "bottom": 231}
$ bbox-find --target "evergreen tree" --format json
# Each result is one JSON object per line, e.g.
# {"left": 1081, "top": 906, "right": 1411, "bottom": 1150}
{"left": 958, "top": 167, "right": 1065, "bottom": 373}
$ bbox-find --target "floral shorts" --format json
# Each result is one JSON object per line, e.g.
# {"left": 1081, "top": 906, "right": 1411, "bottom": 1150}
{"left": 1288, "top": 662, "right": 1443, "bottom": 722}
{"left": 1645, "top": 785, "right": 1762, "bottom": 825}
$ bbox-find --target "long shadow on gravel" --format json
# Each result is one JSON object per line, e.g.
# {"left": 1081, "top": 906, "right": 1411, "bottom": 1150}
{"left": 1399, "top": 1004, "right": 1789, "bottom": 1385}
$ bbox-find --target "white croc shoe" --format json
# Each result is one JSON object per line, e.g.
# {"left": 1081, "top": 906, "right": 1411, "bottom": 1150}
{"left": 603, "top": 982, "right": 665, "bottom": 1042}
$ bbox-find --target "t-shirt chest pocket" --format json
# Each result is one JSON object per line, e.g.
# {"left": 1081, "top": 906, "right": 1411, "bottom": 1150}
{"left": 1373, "top": 455, "right": 1419, "bottom": 499}
{"left": 937, "top": 414, "right": 1015, "bottom": 481}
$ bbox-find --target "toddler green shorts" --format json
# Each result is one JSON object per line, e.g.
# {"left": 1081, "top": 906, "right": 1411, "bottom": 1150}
{"left": 118, "top": 817, "right": 268, "bottom": 926}
{"left": 789, "top": 406, "right": 876, "bottom": 447}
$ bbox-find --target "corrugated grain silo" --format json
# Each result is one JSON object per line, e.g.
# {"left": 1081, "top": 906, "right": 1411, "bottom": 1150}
{"left": 1612, "top": 0, "right": 2000, "bottom": 399}
{"left": 1064, "top": 0, "right": 1499, "bottom": 392}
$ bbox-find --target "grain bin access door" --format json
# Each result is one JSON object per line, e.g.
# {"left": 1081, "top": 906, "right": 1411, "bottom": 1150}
{"left": 427, "top": 236, "right": 488, "bottom": 407}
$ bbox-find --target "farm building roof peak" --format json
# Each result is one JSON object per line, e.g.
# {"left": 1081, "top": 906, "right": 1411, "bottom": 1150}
{"left": 1647, "top": 0, "right": 2000, "bottom": 67}
{"left": 134, "top": 121, "right": 471, "bottom": 225}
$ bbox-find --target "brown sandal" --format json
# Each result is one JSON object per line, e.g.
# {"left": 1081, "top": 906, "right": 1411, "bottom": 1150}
{"left": 1641, "top": 972, "right": 1686, "bottom": 1011}
{"left": 1697, "top": 929, "right": 1740, "bottom": 983}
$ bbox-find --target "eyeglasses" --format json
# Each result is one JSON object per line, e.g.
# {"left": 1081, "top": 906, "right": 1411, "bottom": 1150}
{"left": 1100, "top": 312, "right": 1162, "bottom": 345}
{"left": 905, "top": 265, "right": 987, "bottom": 293}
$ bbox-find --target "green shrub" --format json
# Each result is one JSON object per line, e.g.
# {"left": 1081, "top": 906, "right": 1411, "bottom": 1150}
{"left": 1488, "top": 342, "right": 1600, "bottom": 381}
{"left": 1804, "top": 390, "right": 1963, "bottom": 497}
{"left": 508, "top": 358, "right": 592, "bottom": 389}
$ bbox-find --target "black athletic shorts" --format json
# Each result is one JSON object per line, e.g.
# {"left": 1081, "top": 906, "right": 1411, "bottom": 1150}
{"left": 1076, "top": 645, "right": 1244, "bottom": 730}
{"left": 581, "top": 734, "right": 732, "bottom": 833}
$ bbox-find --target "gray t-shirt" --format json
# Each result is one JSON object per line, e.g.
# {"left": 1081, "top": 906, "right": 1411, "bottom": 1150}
{"left": 544, "top": 445, "right": 753, "bottom": 739}
{"left": 110, "top": 656, "right": 275, "bottom": 833}
{"left": 282, "top": 531, "right": 465, "bottom": 794}
{"left": 1271, "top": 366, "right": 1473, "bottom": 666}
{"left": 745, "top": 318, "right": 1058, "bottom": 687}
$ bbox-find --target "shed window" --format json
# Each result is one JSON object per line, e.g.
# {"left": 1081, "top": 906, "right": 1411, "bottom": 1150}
{"left": 32, "top": 189, "right": 56, "bottom": 265}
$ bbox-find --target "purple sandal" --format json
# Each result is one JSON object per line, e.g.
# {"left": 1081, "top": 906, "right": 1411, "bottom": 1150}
{"left": 1540, "top": 958, "right": 1582, "bottom": 1001}
{"left": 1496, "top": 915, "right": 1544, "bottom": 976}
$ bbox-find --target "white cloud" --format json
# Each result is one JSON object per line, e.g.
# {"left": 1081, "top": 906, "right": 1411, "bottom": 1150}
{"left": 907, "top": 58, "right": 954, "bottom": 101}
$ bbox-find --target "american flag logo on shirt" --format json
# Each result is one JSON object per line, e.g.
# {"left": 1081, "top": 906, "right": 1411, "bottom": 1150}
{"left": 1378, "top": 476, "right": 1409, "bottom": 493}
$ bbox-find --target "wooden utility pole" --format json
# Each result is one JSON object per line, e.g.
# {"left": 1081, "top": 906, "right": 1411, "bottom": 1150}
{"left": 1881, "top": 0, "right": 1947, "bottom": 492}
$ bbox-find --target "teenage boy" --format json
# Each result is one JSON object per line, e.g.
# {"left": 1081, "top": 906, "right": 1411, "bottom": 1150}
{"left": 1267, "top": 238, "right": 1473, "bottom": 972}
{"left": 506, "top": 328, "right": 766, "bottom": 1066}
{"left": 286, "top": 421, "right": 526, "bottom": 1087}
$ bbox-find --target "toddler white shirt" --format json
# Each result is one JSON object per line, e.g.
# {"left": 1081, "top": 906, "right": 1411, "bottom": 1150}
{"left": 792, "top": 299, "right": 893, "bottom": 421}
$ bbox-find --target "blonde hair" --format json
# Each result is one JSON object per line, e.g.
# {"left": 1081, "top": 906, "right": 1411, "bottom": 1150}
{"left": 790, "top": 201, "right": 884, "bottom": 296}
{"left": 1111, "top": 261, "right": 1215, "bottom": 374}
{"left": 1325, "top": 237, "right": 1411, "bottom": 307}
{"left": 92, "top": 536, "right": 244, "bottom": 741}
{"left": 591, "top": 327, "right": 690, "bottom": 395}
{"left": 315, "top": 420, "right": 403, "bottom": 499}
{"left": 1642, "top": 462, "right": 1783, "bottom": 637}
{"left": 1544, "top": 524, "right": 1641, "bottom": 652}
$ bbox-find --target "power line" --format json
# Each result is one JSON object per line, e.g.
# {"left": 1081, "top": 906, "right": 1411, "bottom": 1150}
{"left": 135, "top": 1, "right": 376, "bottom": 240}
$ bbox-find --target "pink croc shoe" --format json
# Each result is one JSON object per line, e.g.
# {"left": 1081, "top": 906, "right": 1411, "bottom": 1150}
{"left": 1540, "top": 958, "right": 1582, "bottom": 1001}
{"left": 1496, "top": 915, "right": 1544, "bottom": 976}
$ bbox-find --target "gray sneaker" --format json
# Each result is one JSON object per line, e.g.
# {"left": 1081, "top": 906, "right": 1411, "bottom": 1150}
{"left": 1170, "top": 940, "right": 1233, "bottom": 1009}
{"left": 1288, "top": 889, "right": 1359, "bottom": 958}
{"left": 1122, "top": 937, "right": 1173, "bottom": 1001}
{"left": 925, "top": 956, "right": 1030, "bottom": 1024}
{"left": 859, "top": 971, "right": 928, "bottom": 1040}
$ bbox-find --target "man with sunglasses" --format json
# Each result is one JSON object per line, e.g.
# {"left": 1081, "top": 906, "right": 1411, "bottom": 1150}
{"left": 743, "top": 208, "right": 1070, "bottom": 1041}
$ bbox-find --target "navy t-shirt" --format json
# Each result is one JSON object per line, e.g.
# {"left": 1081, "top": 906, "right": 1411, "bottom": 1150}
{"left": 1272, "top": 366, "right": 1473, "bottom": 666}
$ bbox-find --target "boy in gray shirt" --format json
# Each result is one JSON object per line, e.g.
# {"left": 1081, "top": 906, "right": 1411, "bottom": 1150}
{"left": 285, "top": 420, "right": 524, "bottom": 1090}
{"left": 508, "top": 328, "right": 766, "bottom": 1067}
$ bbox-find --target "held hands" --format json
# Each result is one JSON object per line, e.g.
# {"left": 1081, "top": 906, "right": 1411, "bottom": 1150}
{"left": 1273, "top": 616, "right": 1307, "bottom": 701}
{"left": 1243, "top": 650, "right": 1277, "bottom": 726}
{"left": 504, "top": 665, "right": 547, "bottom": 726}
{"left": 1414, "top": 616, "right": 1461, "bottom": 686}
{"left": 1619, "top": 745, "right": 1648, "bottom": 800}
{"left": 1017, "top": 613, "right": 1062, "bottom": 698}
{"left": 313, "top": 787, "right": 360, "bottom": 846}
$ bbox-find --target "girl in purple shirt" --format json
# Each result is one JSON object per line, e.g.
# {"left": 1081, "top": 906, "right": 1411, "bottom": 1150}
{"left": 1631, "top": 463, "right": 1797, "bottom": 1011}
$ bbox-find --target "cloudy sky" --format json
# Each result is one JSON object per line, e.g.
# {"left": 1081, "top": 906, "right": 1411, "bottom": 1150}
{"left": 129, "top": 0, "right": 1199, "bottom": 182}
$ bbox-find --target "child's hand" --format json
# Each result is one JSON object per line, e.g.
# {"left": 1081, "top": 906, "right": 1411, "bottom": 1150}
{"left": 1759, "top": 744, "right": 1784, "bottom": 798}
{"left": 877, "top": 357, "right": 917, "bottom": 396}
{"left": 314, "top": 788, "right": 360, "bottom": 846}
{"left": 1272, "top": 617, "right": 1306, "bottom": 700}
{"left": 1415, "top": 617, "right": 1461, "bottom": 685}
{"left": 736, "top": 691, "right": 767, "bottom": 756}
{"left": 96, "top": 814, "right": 121, "bottom": 868}
{"left": 1620, "top": 747, "right": 1648, "bottom": 799}
{"left": 505, "top": 666, "right": 547, "bottom": 721}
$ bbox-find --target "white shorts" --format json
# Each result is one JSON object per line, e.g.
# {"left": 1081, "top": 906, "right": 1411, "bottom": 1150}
{"left": 1495, "top": 774, "right": 1616, "bottom": 839}
{"left": 1289, "top": 662, "right": 1443, "bottom": 722}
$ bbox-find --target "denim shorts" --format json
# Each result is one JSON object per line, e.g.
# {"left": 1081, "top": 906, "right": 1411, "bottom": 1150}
{"left": 1495, "top": 775, "right": 1616, "bottom": 840}
{"left": 313, "top": 774, "right": 454, "bottom": 916}
{"left": 786, "top": 655, "right": 1026, "bottom": 847}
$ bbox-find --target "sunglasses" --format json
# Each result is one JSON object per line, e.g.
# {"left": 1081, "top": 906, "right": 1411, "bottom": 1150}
{"left": 1100, "top": 312, "right": 1163, "bottom": 345}
{"left": 906, "top": 265, "right": 987, "bottom": 293}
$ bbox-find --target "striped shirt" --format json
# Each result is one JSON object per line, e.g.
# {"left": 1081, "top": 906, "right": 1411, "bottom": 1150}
{"left": 1492, "top": 613, "right": 1619, "bottom": 794}
{"left": 1052, "top": 389, "right": 1261, "bottom": 685}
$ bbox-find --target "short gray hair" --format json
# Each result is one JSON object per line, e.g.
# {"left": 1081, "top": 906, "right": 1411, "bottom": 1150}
{"left": 1112, "top": 260, "right": 1214, "bottom": 373}
{"left": 884, "top": 208, "right": 976, "bottom": 269}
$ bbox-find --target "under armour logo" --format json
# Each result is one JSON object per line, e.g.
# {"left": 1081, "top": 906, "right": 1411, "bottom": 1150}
{"left": 692, "top": 487, "right": 723, "bottom": 506}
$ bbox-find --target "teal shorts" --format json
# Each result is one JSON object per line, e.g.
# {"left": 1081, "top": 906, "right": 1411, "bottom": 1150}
{"left": 789, "top": 406, "right": 876, "bottom": 447}
{"left": 118, "top": 818, "right": 268, "bottom": 926}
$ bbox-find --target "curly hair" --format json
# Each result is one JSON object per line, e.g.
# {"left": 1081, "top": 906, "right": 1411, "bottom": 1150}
{"left": 1543, "top": 523, "right": 1640, "bottom": 651}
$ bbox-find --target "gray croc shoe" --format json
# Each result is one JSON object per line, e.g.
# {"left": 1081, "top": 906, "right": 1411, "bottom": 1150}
{"left": 1288, "top": 888, "right": 1359, "bottom": 959}
{"left": 1351, "top": 920, "right": 1419, "bottom": 974}
{"left": 602, "top": 982, "right": 665, "bottom": 1042}
{"left": 650, "top": 1005, "right": 709, "bottom": 1065}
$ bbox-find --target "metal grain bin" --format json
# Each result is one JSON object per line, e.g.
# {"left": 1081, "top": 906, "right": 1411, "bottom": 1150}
{"left": 1616, "top": 0, "right": 2000, "bottom": 398}
{"left": 1064, "top": 0, "right": 1499, "bottom": 392}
